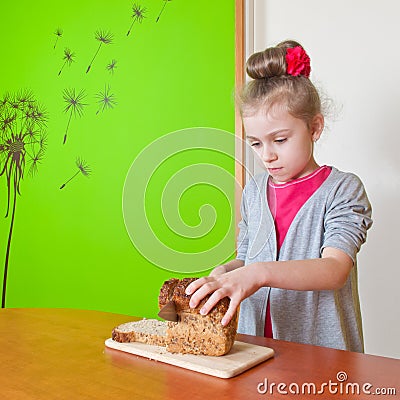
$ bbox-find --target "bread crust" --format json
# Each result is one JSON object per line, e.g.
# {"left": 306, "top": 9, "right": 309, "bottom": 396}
{"left": 160, "top": 277, "right": 230, "bottom": 316}
{"left": 159, "top": 278, "right": 237, "bottom": 356}
{"left": 158, "top": 278, "right": 179, "bottom": 308}
{"left": 166, "top": 311, "right": 238, "bottom": 356}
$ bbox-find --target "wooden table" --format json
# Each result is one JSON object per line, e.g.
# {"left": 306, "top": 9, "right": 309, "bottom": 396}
{"left": 0, "top": 308, "right": 399, "bottom": 399}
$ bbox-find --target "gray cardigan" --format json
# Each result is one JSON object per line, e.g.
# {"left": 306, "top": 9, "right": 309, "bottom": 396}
{"left": 236, "top": 167, "right": 372, "bottom": 352}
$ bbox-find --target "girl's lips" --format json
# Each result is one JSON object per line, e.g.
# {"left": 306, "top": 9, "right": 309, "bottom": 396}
{"left": 268, "top": 167, "right": 282, "bottom": 173}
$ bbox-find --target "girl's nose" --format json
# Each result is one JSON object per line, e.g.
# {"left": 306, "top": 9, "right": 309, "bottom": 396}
{"left": 262, "top": 146, "right": 277, "bottom": 163}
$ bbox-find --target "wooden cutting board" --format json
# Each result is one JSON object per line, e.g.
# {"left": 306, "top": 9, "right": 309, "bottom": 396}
{"left": 105, "top": 338, "right": 274, "bottom": 379}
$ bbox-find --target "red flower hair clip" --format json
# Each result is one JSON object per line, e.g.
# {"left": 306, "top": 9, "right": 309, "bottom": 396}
{"left": 286, "top": 46, "right": 311, "bottom": 78}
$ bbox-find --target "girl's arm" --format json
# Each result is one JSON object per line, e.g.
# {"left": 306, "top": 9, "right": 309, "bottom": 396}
{"left": 186, "top": 247, "right": 353, "bottom": 326}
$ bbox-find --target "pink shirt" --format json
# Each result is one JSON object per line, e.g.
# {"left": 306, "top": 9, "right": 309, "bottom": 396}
{"left": 264, "top": 165, "right": 332, "bottom": 338}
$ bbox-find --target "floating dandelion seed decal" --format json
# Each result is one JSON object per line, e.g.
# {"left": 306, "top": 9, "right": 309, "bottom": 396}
{"left": 156, "top": 0, "right": 172, "bottom": 22}
{"left": 95, "top": 85, "right": 117, "bottom": 114}
{"left": 53, "top": 28, "right": 63, "bottom": 49}
{"left": 106, "top": 59, "right": 117, "bottom": 74}
{"left": 0, "top": 91, "right": 48, "bottom": 308}
{"left": 58, "top": 48, "right": 75, "bottom": 76}
{"left": 62, "top": 88, "right": 87, "bottom": 144}
{"left": 86, "top": 30, "right": 113, "bottom": 74}
{"left": 60, "top": 157, "right": 91, "bottom": 189}
{"left": 127, "top": 3, "right": 147, "bottom": 36}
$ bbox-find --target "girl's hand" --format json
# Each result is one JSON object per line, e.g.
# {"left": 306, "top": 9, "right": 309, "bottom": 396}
{"left": 209, "top": 264, "right": 227, "bottom": 277}
{"left": 185, "top": 266, "right": 261, "bottom": 326}
{"left": 209, "top": 259, "right": 245, "bottom": 277}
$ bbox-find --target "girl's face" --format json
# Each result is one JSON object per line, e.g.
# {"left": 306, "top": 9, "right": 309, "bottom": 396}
{"left": 243, "top": 107, "right": 324, "bottom": 184}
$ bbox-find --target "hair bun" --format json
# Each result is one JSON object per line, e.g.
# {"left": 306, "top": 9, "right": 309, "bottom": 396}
{"left": 246, "top": 40, "right": 305, "bottom": 80}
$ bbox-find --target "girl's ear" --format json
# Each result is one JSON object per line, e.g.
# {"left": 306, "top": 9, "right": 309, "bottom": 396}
{"left": 311, "top": 113, "right": 324, "bottom": 141}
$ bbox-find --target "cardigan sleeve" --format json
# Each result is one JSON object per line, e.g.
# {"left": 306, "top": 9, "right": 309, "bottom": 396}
{"left": 322, "top": 173, "right": 373, "bottom": 262}
{"left": 236, "top": 186, "right": 249, "bottom": 261}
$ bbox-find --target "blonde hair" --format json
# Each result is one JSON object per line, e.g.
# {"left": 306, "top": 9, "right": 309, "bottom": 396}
{"left": 238, "top": 40, "right": 321, "bottom": 127}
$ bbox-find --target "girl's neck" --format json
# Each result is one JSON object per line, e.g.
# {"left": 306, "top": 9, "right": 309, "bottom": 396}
{"left": 271, "top": 160, "right": 320, "bottom": 184}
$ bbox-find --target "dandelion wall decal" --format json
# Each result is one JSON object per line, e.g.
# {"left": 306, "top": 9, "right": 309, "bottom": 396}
{"left": 62, "top": 88, "right": 87, "bottom": 144}
{"left": 106, "top": 59, "right": 117, "bottom": 74}
{"left": 28, "top": 148, "right": 46, "bottom": 177}
{"left": 86, "top": 30, "right": 113, "bottom": 74}
{"left": 156, "top": 0, "right": 172, "bottom": 23}
{"left": 0, "top": 90, "right": 48, "bottom": 308}
{"left": 53, "top": 28, "right": 63, "bottom": 49}
{"left": 95, "top": 85, "right": 117, "bottom": 114}
{"left": 127, "top": 3, "right": 147, "bottom": 36}
{"left": 58, "top": 48, "right": 75, "bottom": 76}
{"left": 60, "top": 157, "right": 91, "bottom": 189}
{"left": 0, "top": 93, "right": 8, "bottom": 110}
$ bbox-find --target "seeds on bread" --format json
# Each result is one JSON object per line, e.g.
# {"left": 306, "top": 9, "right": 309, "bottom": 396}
{"left": 159, "top": 278, "right": 238, "bottom": 356}
{"left": 112, "top": 277, "right": 238, "bottom": 356}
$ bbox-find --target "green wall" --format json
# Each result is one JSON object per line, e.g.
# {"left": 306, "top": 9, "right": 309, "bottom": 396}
{"left": 0, "top": 1, "right": 235, "bottom": 318}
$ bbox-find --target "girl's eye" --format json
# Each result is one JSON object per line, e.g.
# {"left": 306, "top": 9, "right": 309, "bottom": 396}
{"left": 275, "top": 138, "right": 287, "bottom": 143}
{"left": 250, "top": 142, "right": 260, "bottom": 147}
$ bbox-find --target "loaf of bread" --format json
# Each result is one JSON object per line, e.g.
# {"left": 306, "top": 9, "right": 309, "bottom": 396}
{"left": 112, "top": 319, "right": 167, "bottom": 346}
{"left": 112, "top": 278, "right": 238, "bottom": 357}
{"left": 159, "top": 278, "right": 238, "bottom": 356}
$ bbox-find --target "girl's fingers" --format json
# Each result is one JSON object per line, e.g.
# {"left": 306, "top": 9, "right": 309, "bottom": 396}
{"left": 185, "top": 277, "right": 207, "bottom": 296}
{"left": 221, "top": 297, "right": 241, "bottom": 326}
{"left": 185, "top": 274, "right": 242, "bottom": 325}
{"left": 187, "top": 278, "right": 218, "bottom": 308}
{"left": 198, "top": 289, "right": 226, "bottom": 316}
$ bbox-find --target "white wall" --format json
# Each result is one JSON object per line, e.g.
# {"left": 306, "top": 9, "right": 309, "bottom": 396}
{"left": 247, "top": 0, "right": 400, "bottom": 358}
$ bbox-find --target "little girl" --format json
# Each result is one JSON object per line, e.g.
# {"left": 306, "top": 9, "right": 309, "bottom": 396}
{"left": 186, "top": 40, "right": 373, "bottom": 352}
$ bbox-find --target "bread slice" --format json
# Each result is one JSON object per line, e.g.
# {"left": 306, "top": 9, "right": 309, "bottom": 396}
{"left": 159, "top": 278, "right": 238, "bottom": 356}
{"left": 112, "top": 318, "right": 167, "bottom": 346}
